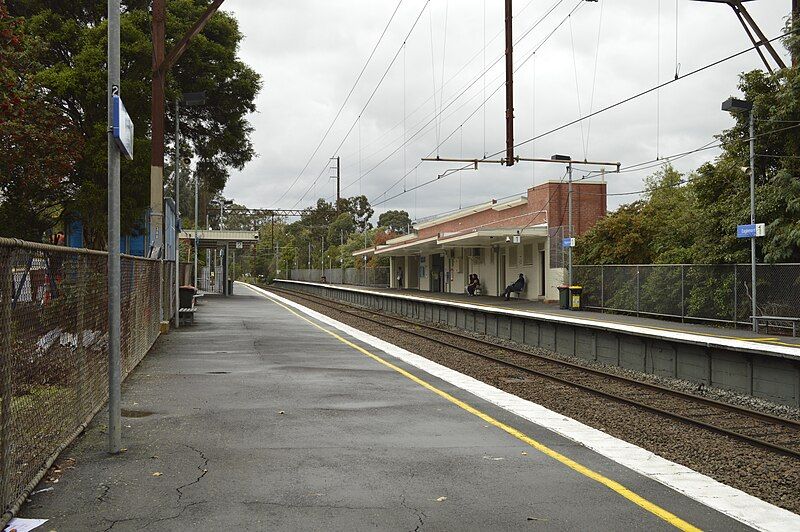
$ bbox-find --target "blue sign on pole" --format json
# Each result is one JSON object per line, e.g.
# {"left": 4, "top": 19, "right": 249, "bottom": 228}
{"left": 562, "top": 237, "right": 576, "bottom": 248}
{"left": 112, "top": 93, "right": 134, "bottom": 160}
{"left": 737, "top": 223, "right": 765, "bottom": 239}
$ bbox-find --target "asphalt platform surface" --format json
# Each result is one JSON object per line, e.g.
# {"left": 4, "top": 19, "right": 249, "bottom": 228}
{"left": 19, "top": 288, "right": 752, "bottom": 531}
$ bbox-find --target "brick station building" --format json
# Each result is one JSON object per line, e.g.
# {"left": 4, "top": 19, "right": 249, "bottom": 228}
{"left": 354, "top": 180, "right": 607, "bottom": 301}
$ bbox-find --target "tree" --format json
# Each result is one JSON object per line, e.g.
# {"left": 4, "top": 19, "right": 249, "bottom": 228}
{"left": 8, "top": 1, "right": 261, "bottom": 247}
{"left": 377, "top": 209, "right": 412, "bottom": 234}
{"left": 0, "top": 1, "right": 82, "bottom": 240}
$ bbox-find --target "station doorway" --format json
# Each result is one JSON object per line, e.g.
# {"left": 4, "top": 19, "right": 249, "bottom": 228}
{"left": 431, "top": 254, "right": 445, "bottom": 292}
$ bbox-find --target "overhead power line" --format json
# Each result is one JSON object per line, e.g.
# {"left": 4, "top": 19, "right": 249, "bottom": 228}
{"left": 271, "top": 0, "right": 405, "bottom": 208}
{"left": 291, "top": 0, "right": 433, "bottom": 208}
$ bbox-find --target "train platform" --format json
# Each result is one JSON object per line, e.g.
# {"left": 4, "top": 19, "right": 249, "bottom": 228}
{"left": 16, "top": 285, "right": 798, "bottom": 530}
{"left": 314, "top": 283, "right": 800, "bottom": 348}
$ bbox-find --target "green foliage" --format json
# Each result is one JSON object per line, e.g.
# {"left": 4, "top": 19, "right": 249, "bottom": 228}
{"left": 0, "top": 1, "right": 82, "bottom": 240}
{"left": 377, "top": 209, "right": 412, "bottom": 233}
{"left": 576, "top": 37, "right": 800, "bottom": 266}
{"left": 6, "top": 0, "right": 261, "bottom": 246}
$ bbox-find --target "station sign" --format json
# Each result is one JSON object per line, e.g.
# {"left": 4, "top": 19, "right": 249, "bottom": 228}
{"left": 736, "top": 223, "right": 765, "bottom": 239}
{"left": 562, "top": 237, "right": 576, "bottom": 248}
{"left": 112, "top": 89, "right": 134, "bottom": 160}
{"left": 512, "top": 235, "right": 521, "bottom": 244}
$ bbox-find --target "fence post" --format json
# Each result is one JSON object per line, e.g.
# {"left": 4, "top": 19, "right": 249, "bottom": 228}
{"left": 635, "top": 266, "right": 640, "bottom": 316}
{"left": 600, "top": 265, "right": 604, "bottom": 313}
{"left": 680, "top": 265, "right": 685, "bottom": 323}
{"left": 75, "top": 256, "right": 87, "bottom": 425}
{"left": 1, "top": 250, "right": 13, "bottom": 510}
{"left": 733, "top": 264, "right": 738, "bottom": 325}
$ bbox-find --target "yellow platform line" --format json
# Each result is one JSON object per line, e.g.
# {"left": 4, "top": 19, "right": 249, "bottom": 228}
{"left": 261, "top": 290, "right": 702, "bottom": 532}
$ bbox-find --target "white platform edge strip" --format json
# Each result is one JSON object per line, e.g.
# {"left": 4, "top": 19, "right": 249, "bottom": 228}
{"left": 277, "top": 279, "right": 800, "bottom": 359}
{"left": 242, "top": 282, "right": 800, "bottom": 531}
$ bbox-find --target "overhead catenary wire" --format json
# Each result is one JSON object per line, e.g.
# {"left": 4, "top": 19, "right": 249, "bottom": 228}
{"left": 358, "top": 0, "right": 584, "bottom": 202}
{"left": 271, "top": 0, "right": 405, "bottom": 207}
{"left": 291, "top": 0, "right": 433, "bottom": 208}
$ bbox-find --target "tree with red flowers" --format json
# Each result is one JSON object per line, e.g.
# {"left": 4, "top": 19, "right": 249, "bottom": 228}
{"left": 0, "top": 1, "right": 82, "bottom": 241}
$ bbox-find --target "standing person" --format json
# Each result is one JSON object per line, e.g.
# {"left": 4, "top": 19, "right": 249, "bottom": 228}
{"left": 502, "top": 273, "right": 525, "bottom": 301}
{"left": 396, "top": 266, "right": 404, "bottom": 289}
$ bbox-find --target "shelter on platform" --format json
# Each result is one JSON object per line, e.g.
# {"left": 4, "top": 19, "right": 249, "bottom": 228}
{"left": 354, "top": 181, "right": 606, "bottom": 301}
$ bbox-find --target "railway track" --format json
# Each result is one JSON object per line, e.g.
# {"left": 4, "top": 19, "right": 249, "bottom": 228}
{"left": 269, "top": 286, "right": 800, "bottom": 460}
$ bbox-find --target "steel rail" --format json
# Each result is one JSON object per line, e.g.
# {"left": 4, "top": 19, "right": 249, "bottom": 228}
{"left": 269, "top": 286, "right": 800, "bottom": 459}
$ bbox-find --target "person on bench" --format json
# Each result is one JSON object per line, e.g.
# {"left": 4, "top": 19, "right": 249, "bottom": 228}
{"left": 466, "top": 274, "right": 481, "bottom": 296}
{"left": 502, "top": 273, "right": 525, "bottom": 301}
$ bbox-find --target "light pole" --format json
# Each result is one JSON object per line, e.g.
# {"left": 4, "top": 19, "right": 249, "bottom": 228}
{"left": 722, "top": 96, "right": 758, "bottom": 331}
{"left": 181, "top": 91, "right": 207, "bottom": 290}
{"left": 107, "top": 0, "right": 122, "bottom": 454}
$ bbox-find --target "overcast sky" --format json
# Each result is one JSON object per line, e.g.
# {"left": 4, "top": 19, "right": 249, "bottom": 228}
{"left": 221, "top": 0, "right": 792, "bottom": 222}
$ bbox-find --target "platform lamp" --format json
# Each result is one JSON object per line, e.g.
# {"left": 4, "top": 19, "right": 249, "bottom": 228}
{"left": 174, "top": 91, "right": 206, "bottom": 327}
{"left": 182, "top": 91, "right": 206, "bottom": 290}
{"left": 722, "top": 96, "right": 758, "bottom": 332}
{"left": 551, "top": 154, "right": 573, "bottom": 286}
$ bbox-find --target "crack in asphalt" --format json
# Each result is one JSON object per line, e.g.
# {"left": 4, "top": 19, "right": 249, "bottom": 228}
{"left": 175, "top": 444, "right": 209, "bottom": 501}
{"left": 140, "top": 500, "right": 207, "bottom": 529}
{"left": 102, "top": 516, "right": 138, "bottom": 532}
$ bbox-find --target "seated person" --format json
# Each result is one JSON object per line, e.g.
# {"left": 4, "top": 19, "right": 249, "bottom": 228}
{"left": 466, "top": 274, "right": 481, "bottom": 296}
{"left": 502, "top": 273, "right": 525, "bottom": 301}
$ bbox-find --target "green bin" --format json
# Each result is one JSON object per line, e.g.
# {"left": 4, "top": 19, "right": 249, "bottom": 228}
{"left": 558, "top": 285, "right": 569, "bottom": 310}
{"left": 569, "top": 285, "right": 583, "bottom": 311}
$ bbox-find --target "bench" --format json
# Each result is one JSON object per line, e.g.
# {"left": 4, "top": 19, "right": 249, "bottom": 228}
{"left": 178, "top": 287, "right": 199, "bottom": 325}
{"left": 753, "top": 316, "right": 800, "bottom": 337}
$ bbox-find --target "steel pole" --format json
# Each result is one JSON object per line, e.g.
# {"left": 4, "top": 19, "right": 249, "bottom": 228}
{"left": 194, "top": 174, "right": 198, "bottom": 288}
{"left": 567, "top": 162, "right": 573, "bottom": 287}
{"left": 749, "top": 110, "right": 757, "bottom": 332}
{"left": 174, "top": 98, "right": 180, "bottom": 329}
{"left": 107, "top": 0, "right": 122, "bottom": 454}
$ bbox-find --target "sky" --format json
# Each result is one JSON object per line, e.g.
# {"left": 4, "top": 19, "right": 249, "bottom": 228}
{"left": 221, "top": 0, "right": 793, "bottom": 223}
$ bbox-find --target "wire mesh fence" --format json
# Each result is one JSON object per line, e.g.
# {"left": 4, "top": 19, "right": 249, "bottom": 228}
{"left": 573, "top": 263, "right": 800, "bottom": 331}
{"left": 286, "top": 267, "right": 390, "bottom": 287}
{"left": 0, "top": 239, "right": 165, "bottom": 519}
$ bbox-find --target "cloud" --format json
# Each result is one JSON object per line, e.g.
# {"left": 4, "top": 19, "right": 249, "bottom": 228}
{"left": 221, "top": 0, "right": 791, "bottom": 219}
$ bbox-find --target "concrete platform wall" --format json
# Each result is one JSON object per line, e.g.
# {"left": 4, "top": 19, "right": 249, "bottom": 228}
{"left": 274, "top": 281, "right": 800, "bottom": 407}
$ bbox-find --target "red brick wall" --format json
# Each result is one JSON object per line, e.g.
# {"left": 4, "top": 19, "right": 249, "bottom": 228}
{"left": 413, "top": 181, "right": 606, "bottom": 239}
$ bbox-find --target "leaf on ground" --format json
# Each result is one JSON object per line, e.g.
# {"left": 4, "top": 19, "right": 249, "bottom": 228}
{"left": 152, "top": 472, "right": 163, "bottom": 477}
{"left": 436, "top": 496, "right": 447, "bottom": 502}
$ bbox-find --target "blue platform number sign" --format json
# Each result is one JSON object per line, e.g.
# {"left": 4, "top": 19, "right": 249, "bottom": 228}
{"left": 562, "top": 237, "right": 576, "bottom": 248}
{"left": 736, "top": 223, "right": 765, "bottom": 239}
{"left": 112, "top": 86, "right": 134, "bottom": 160}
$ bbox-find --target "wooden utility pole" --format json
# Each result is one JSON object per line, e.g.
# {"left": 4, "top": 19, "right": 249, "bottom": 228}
{"left": 150, "top": 0, "right": 226, "bottom": 255}
{"left": 150, "top": 0, "right": 166, "bottom": 254}
{"left": 333, "top": 156, "right": 341, "bottom": 211}
{"left": 794, "top": 0, "right": 799, "bottom": 67}
{"left": 504, "top": 0, "right": 514, "bottom": 166}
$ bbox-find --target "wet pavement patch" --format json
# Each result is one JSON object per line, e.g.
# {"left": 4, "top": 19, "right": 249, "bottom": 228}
{"left": 120, "top": 408, "right": 154, "bottom": 418}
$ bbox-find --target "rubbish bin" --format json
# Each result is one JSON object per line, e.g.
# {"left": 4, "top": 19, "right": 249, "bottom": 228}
{"left": 558, "top": 285, "right": 569, "bottom": 310}
{"left": 227, "top": 279, "right": 234, "bottom": 295}
{"left": 569, "top": 285, "right": 583, "bottom": 311}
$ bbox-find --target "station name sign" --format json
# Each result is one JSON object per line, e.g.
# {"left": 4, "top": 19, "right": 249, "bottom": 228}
{"left": 112, "top": 87, "right": 134, "bottom": 160}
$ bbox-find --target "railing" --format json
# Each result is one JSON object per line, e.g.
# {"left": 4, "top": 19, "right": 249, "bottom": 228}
{"left": 286, "top": 267, "right": 390, "bottom": 288}
{"left": 572, "top": 263, "right": 800, "bottom": 327}
{"left": 0, "top": 238, "right": 167, "bottom": 521}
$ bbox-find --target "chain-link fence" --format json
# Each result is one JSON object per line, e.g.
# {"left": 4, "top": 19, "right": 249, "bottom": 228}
{"left": 1, "top": 238, "right": 165, "bottom": 520}
{"left": 285, "top": 267, "right": 390, "bottom": 287}
{"left": 573, "top": 263, "right": 800, "bottom": 330}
